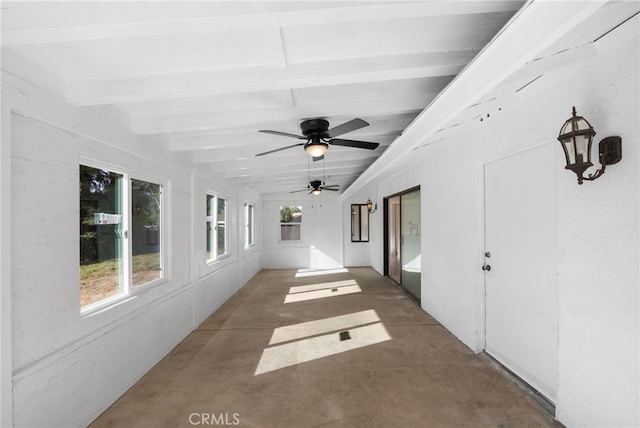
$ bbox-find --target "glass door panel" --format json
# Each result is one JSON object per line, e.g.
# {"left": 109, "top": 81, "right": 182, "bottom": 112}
{"left": 400, "top": 189, "right": 421, "bottom": 301}
{"left": 387, "top": 196, "right": 401, "bottom": 283}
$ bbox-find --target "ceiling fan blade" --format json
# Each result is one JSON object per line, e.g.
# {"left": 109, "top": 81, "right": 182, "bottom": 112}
{"left": 312, "top": 155, "right": 324, "bottom": 162}
{"left": 328, "top": 138, "right": 379, "bottom": 150}
{"left": 325, "top": 118, "right": 369, "bottom": 138}
{"left": 321, "top": 184, "right": 340, "bottom": 189}
{"left": 255, "top": 142, "right": 305, "bottom": 157}
{"left": 258, "top": 130, "right": 306, "bottom": 139}
{"left": 322, "top": 187, "right": 339, "bottom": 191}
{"left": 290, "top": 188, "right": 310, "bottom": 193}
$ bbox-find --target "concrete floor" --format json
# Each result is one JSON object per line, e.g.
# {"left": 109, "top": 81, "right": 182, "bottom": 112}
{"left": 90, "top": 268, "right": 562, "bottom": 428}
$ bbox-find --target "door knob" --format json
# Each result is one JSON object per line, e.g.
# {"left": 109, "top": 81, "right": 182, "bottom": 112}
{"left": 482, "top": 264, "right": 491, "bottom": 271}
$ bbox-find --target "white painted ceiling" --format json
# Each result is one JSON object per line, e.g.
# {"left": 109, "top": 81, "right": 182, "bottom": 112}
{"left": 1, "top": 1, "right": 527, "bottom": 193}
{"left": 2, "top": 1, "right": 638, "bottom": 195}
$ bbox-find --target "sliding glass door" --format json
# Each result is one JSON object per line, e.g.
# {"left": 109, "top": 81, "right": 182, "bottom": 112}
{"left": 385, "top": 187, "right": 421, "bottom": 302}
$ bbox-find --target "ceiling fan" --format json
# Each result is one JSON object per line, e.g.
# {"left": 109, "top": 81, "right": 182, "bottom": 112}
{"left": 256, "top": 118, "right": 379, "bottom": 160}
{"left": 290, "top": 180, "right": 339, "bottom": 195}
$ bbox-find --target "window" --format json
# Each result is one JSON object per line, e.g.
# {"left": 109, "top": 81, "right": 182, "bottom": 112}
{"left": 131, "top": 179, "right": 162, "bottom": 286}
{"left": 280, "top": 206, "right": 302, "bottom": 241}
{"left": 245, "top": 203, "right": 255, "bottom": 248}
{"left": 351, "top": 204, "right": 369, "bottom": 242}
{"left": 206, "top": 193, "right": 228, "bottom": 261}
{"left": 79, "top": 164, "right": 163, "bottom": 310}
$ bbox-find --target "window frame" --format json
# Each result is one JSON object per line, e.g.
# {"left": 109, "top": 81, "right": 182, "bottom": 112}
{"left": 206, "top": 192, "right": 229, "bottom": 263}
{"left": 79, "top": 160, "right": 166, "bottom": 315}
{"left": 244, "top": 202, "right": 255, "bottom": 249}
{"left": 279, "top": 205, "right": 303, "bottom": 243}
{"left": 351, "top": 204, "right": 370, "bottom": 242}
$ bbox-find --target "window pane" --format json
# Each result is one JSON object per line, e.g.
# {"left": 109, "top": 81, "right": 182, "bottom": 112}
{"left": 217, "top": 198, "right": 227, "bottom": 256}
{"left": 280, "top": 224, "right": 301, "bottom": 241}
{"left": 280, "top": 206, "right": 302, "bottom": 241}
{"left": 131, "top": 179, "right": 162, "bottom": 287}
{"left": 360, "top": 205, "right": 369, "bottom": 241}
{"left": 79, "top": 165, "right": 123, "bottom": 307}
{"left": 206, "top": 194, "right": 214, "bottom": 260}
{"left": 351, "top": 205, "right": 361, "bottom": 241}
{"left": 247, "top": 204, "right": 254, "bottom": 246}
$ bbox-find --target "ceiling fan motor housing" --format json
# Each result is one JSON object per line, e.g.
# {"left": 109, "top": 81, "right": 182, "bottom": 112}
{"left": 300, "top": 119, "right": 330, "bottom": 137}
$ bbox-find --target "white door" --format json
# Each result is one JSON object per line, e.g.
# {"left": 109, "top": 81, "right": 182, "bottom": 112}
{"left": 484, "top": 143, "right": 558, "bottom": 402}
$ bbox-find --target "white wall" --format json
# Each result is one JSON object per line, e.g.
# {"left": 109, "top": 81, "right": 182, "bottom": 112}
{"left": 3, "top": 70, "right": 262, "bottom": 427}
{"left": 261, "top": 192, "right": 343, "bottom": 269}
{"left": 342, "top": 185, "right": 374, "bottom": 267}
{"left": 342, "top": 15, "right": 639, "bottom": 427}
{"left": 553, "top": 22, "right": 639, "bottom": 427}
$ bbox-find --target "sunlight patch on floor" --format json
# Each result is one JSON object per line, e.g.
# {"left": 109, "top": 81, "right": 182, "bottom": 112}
{"left": 288, "top": 279, "right": 357, "bottom": 294}
{"left": 284, "top": 284, "right": 362, "bottom": 303}
{"left": 294, "top": 268, "right": 349, "bottom": 278}
{"left": 269, "top": 309, "right": 380, "bottom": 345}
{"left": 255, "top": 311, "right": 391, "bottom": 375}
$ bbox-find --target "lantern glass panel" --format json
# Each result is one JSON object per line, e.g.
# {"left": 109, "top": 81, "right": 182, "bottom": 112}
{"left": 574, "top": 134, "right": 592, "bottom": 164}
{"left": 561, "top": 138, "right": 575, "bottom": 165}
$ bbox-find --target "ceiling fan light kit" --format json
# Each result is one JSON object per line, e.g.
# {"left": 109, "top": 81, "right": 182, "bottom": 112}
{"left": 305, "top": 139, "right": 328, "bottom": 157}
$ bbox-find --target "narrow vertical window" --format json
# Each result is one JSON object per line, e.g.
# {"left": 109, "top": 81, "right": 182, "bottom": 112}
{"left": 206, "top": 194, "right": 215, "bottom": 261}
{"left": 206, "top": 193, "right": 228, "bottom": 262}
{"left": 217, "top": 197, "right": 227, "bottom": 256}
{"left": 80, "top": 165, "right": 124, "bottom": 307}
{"left": 245, "top": 203, "right": 255, "bottom": 248}
{"left": 280, "top": 206, "right": 302, "bottom": 241}
{"left": 131, "top": 179, "right": 162, "bottom": 287}
{"left": 351, "top": 204, "right": 369, "bottom": 242}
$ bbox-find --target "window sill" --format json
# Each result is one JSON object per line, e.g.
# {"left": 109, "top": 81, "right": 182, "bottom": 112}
{"left": 206, "top": 253, "right": 231, "bottom": 266}
{"left": 80, "top": 277, "right": 167, "bottom": 317}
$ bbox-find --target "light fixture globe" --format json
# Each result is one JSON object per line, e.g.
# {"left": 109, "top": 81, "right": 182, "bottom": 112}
{"left": 304, "top": 135, "right": 328, "bottom": 157}
{"left": 305, "top": 143, "right": 328, "bottom": 157}
{"left": 558, "top": 106, "right": 596, "bottom": 179}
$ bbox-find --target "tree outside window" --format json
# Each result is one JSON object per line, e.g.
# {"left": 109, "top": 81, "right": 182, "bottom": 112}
{"left": 280, "top": 206, "right": 302, "bottom": 241}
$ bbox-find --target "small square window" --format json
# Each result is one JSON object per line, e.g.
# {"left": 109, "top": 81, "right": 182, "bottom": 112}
{"left": 280, "top": 206, "right": 302, "bottom": 241}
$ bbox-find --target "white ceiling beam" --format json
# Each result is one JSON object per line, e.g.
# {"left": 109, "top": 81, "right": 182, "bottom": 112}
{"left": 2, "top": 2, "right": 524, "bottom": 46}
{"left": 342, "top": 0, "right": 611, "bottom": 200}
{"left": 66, "top": 51, "right": 470, "bottom": 106}
{"left": 131, "top": 98, "right": 426, "bottom": 134}
{"left": 164, "top": 116, "right": 411, "bottom": 150}
{"left": 166, "top": 130, "right": 399, "bottom": 152}
{"left": 236, "top": 171, "right": 362, "bottom": 186}
{"left": 211, "top": 156, "right": 379, "bottom": 175}
{"left": 190, "top": 137, "right": 394, "bottom": 163}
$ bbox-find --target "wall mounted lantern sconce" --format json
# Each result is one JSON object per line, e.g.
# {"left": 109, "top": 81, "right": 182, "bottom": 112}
{"left": 557, "top": 106, "right": 622, "bottom": 184}
{"left": 367, "top": 198, "right": 377, "bottom": 213}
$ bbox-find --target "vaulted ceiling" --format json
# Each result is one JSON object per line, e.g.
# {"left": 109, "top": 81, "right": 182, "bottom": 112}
{"left": 2, "top": 1, "right": 638, "bottom": 195}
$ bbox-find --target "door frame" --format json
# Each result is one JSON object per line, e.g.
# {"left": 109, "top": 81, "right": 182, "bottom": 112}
{"left": 480, "top": 141, "right": 559, "bottom": 405}
{"left": 477, "top": 140, "right": 553, "bottom": 352}
{"left": 383, "top": 185, "right": 421, "bottom": 299}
